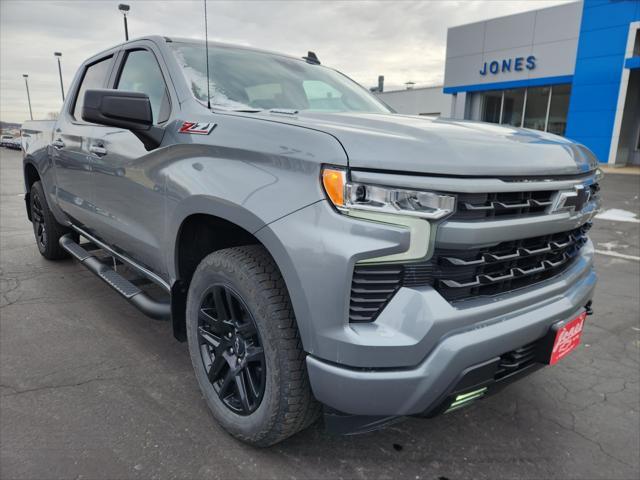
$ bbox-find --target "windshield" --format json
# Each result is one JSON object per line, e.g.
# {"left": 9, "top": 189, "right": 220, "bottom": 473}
{"left": 170, "top": 42, "right": 391, "bottom": 114}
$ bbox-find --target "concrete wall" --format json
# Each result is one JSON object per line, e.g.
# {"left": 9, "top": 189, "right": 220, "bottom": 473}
{"left": 376, "top": 86, "right": 452, "bottom": 117}
{"left": 444, "top": 2, "right": 582, "bottom": 92}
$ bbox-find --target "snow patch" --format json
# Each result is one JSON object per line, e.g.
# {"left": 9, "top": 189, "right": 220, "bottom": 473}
{"left": 595, "top": 208, "right": 640, "bottom": 223}
{"left": 597, "top": 241, "right": 619, "bottom": 251}
{"left": 172, "top": 49, "right": 250, "bottom": 110}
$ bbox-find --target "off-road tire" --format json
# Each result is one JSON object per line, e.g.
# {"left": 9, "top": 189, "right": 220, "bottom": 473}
{"left": 186, "top": 245, "right": 320, "bottom": 447}
{"left": 29, "top": 181, "right": 72, "bottom": 260}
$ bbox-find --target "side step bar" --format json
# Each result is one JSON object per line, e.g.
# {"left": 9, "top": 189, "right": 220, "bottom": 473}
{"left": 60, "top": 234, "right": 171, "bottom": 321}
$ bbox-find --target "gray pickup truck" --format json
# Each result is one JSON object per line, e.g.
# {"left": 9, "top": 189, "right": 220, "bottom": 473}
{"left": 22, "top": 36, "right": 600, "bottom": 446}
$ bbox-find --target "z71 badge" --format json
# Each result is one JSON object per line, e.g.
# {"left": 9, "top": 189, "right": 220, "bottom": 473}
{"left": 178, "top": 122, "right": 216, "bottom": 135}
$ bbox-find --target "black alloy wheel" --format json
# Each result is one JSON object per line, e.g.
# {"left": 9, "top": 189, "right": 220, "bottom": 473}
{"left": 197, "top": 284, "right": 266, "bottom": 415}
{"left": 31, "top": 189, "right": 47, "bottom": 249}
{"left": 28, "top": 180, "right": 73, "bottom": 260}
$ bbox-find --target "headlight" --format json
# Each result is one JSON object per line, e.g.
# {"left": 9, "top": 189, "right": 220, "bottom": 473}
{"left": 321, "top": 166, "right": 455, "bottom": 219}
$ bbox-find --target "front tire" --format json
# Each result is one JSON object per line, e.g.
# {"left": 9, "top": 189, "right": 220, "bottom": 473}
{"left": 186, "top": 245, "right": 319, "bottom": 447}
{"left": 29, "top": 181, "right": 72, "bottom": 260}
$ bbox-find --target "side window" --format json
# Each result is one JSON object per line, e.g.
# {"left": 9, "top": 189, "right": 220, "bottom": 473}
{"left": 72, "top": 56, "right": 113, "bottom": 121}
{"left": 303, "top": 80, "right": 345, "bottom": 111}
{"left": 117, "top": 50, "right": 170, "bottom": 124}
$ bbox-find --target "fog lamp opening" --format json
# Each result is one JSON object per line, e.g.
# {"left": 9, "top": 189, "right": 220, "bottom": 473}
{"left": 445, "top": 387, "right": 488, "bottom": 413}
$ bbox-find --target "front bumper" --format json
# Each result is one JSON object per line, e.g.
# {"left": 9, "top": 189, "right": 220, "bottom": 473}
{"left": 306, "top": 248, "right": 596, "bottom": 416}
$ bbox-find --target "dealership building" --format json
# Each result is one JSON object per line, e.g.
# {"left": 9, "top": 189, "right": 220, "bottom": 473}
{"left": 377, "top": 0, "right": 640, "bottom": 165}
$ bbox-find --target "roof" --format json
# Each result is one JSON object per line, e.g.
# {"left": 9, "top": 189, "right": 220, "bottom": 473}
{"left": 165, "top": 36, "right": 307, "bottom": 62}
{"left": 447, "top": 0, "right": 580, "bottom": 30}
{"left": 378, "top": 85, "right": 444, "bottom": 94}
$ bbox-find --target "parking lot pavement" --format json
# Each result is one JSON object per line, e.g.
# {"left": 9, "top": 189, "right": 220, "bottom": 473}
{"left": 1, "top": 146, "right": 638, "bottom": 480}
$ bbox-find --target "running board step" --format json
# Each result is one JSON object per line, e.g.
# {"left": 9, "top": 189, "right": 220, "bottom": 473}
{"left": 60, "top": 234, "right": 170, "bottom": 321}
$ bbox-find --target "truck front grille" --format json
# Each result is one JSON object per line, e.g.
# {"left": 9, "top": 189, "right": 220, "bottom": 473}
{"left": 452, "top": 190, "right": 555, "bottom": 220}
{"left": 450, "top": 183, "right": 600, "bottom": 220}
{"left": 349, "top": 223, "right": 591, "bottom": 322}
{"left": 425, "top": 223, "right": 590, "bottom": 301}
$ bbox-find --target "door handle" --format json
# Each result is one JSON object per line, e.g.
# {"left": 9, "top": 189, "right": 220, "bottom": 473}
{"left": 52, "top": 139, "right": 65, "bottom": 149}
{"left": 89, "top": 145, "right": 107, "bottom": 156}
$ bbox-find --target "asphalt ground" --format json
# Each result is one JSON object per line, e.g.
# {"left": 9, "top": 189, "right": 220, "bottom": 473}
{"left": 1, "top": 147, "right": 639, "bottom": 480}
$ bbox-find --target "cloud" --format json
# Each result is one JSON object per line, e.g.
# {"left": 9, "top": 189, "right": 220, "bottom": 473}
{"left": 0, "top": 0, "right": 571, "bottom": 123}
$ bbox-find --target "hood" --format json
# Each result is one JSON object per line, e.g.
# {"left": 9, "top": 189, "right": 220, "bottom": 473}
{"left": 247, "top": 111, "right": 598, "bottom": 177}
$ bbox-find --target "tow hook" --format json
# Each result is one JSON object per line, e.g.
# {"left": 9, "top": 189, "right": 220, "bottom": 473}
{"left": 585, "top": 300, "right": 594, "bottom": 316}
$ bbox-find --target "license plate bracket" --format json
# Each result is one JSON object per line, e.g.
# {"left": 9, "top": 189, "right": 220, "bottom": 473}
{"left": 537, "top": 311, "right": 587, "bottom": 365}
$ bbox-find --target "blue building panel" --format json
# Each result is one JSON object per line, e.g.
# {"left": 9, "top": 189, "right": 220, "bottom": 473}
{"left": 576, "top": 136, "right": 616, "bottom": 162}
{"left": 569, "top": 83, "right": 623, "bottom": 110}
{"left": 565, "top": 109, "right": 618, "bottom": 137}
{"left": 565, "top": 0, "right": 640, "bottom": 163}
{"left": 583, "top": 0, "right": 618, "bottom": 8}
{"left": 581, "top": 0, "right": 640, "bottom": 30}
{"left": 573, "top": 55, "right": 628, "bottom": 85}
{"left": 575, "top": 25, "right": 630, "bottom": 59}
{"left": 625, "top": 57, "right": 640, "bottom": 69}
{"left": 442, "top": 76, "right": 573, "bottom": 94}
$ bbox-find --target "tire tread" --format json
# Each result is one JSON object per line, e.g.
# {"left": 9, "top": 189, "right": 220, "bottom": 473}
{"left": 30, "top": 181, "right": 71, "bottom": 260}
{"left": 189, "top": 245, "right": 320, "bottom": 446}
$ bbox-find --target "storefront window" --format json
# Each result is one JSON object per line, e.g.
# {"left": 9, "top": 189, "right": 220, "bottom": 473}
{"left": 482, "top": 92, "right": 502, "bottom": 124}
{"left": 523, "top": 87, "right": 551, "bottom": 131}
{"left": 502, "top": 89, "right": 525, "bottom": 127}
{"left": 476, "top": 84, "right": 571, "bottom": 135}
{"left": 547, "top": 85, "right": 571, "bottom": 136}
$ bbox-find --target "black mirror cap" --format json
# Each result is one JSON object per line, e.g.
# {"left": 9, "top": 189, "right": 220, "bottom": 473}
{"left": 82, "top": 89, "right": 153, "bottom": 130}
{"left": 82, "top": 89, "right": 163, "bottom": 150}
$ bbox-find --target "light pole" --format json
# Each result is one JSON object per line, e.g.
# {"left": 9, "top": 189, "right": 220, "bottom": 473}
{"left": 54, "top": 52, "right": 64, "bottom": 101}
{"left": 118, "top": 4, "right": 130, "bottom": 41}
{"left": 22, "top": 74, "right": 33, "bottom": 120}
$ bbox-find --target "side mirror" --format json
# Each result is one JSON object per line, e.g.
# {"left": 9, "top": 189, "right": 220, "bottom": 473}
{"left": 82, "top": 89, "right": 164, "bottom": 150}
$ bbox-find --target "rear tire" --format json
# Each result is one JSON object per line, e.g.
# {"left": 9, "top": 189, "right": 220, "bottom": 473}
{"left": 186, "top": 245, "right": 320, "bottom": 447}
{"left": 29, "top": 181, "right": 72, "bottom": 260}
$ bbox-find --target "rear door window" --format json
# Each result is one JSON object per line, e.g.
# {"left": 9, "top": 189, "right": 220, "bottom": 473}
{"left": 72, "top": 56, "right": 113, "bottom": 121}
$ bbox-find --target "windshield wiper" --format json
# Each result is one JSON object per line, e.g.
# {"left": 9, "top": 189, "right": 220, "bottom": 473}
{"left": 209, "top": 105, "right": 264, "bottom": 113}
{"left": 212, "top": 106, "right": 299, "bottom": 115}
{"left": 229, "top": 108, "right": 264, "bottom": 113}
{"left": 269, "top": 108, "right": 299, "bottom": 115}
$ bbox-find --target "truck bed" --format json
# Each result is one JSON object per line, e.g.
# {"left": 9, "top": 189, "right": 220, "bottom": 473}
{"left": 21, "top": 120, "right": 56, "bottom": 158}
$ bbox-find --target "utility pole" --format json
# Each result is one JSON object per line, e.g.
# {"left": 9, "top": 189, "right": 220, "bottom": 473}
{"left": 54, "top": 52, "right": 64, "bottom": 101}
{"left": 119, "top": 4, "right": 130, "bottom": 41}
{"left": 23, "top": 74, "right": 33, "bottom": 120}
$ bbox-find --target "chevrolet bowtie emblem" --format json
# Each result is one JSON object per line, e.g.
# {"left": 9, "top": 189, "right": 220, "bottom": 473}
{"left": 550, "top": 184, "right": 591, "bottom": 214}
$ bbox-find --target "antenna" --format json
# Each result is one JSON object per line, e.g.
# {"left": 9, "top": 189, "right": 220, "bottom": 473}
{"left": 303, "top": 51, "right": 320, "bottom": 65}
{"left": 203, "top": 0, "right": 211, "bottom": 109}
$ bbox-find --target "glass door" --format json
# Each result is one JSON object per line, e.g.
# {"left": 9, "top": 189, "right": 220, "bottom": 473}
{"left": 501, "top": 89, "right": 525, "bottom": 127}
{"left": 523, "top": 87, "right": 551, "bottom": 131}
{"left": 547, "top": 85, "right": 571, "bottom": 136}
{"left": 481, "top": 92, "right": 502, "bottom": 124}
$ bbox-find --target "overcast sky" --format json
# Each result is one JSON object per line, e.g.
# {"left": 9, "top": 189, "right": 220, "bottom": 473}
{"left": 0, "top": 0, "right": 572, "bottom": 123}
